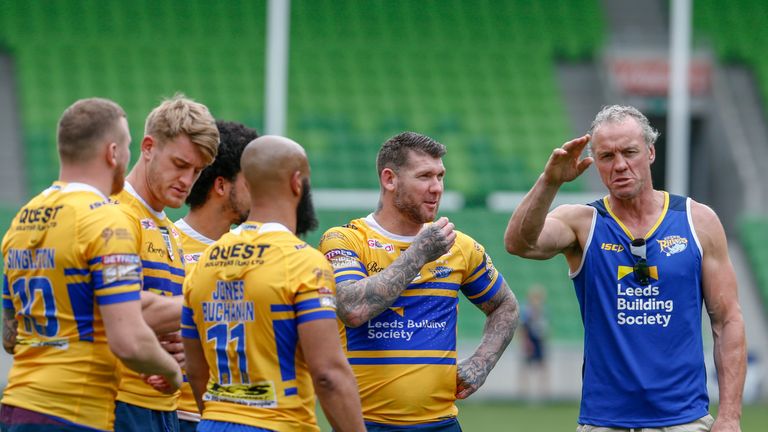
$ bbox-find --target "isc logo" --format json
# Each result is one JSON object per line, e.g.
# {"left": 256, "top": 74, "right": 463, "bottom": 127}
{"left": 601, "top": 243, "right": 625, "bottom": 252}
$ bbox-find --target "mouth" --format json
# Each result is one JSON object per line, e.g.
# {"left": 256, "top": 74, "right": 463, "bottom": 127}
{"left": 170, "top": 186, "right": 188, "bottom": 197}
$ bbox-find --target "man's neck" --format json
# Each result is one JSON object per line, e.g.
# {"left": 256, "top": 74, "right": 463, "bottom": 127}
{"left": 183, "top": 207, "right": 232, "bottom": 241}
{"left": 372, "top": 206, "right": 423, "bottom": 237}
{"left": 608, "top": 189, "right": 665, "bottom": 237}
{"left": 125, "top": 168, "right": 164, "bottom": 212}
{"left": 59, "top": 165, "right": 111, "bottom": 197}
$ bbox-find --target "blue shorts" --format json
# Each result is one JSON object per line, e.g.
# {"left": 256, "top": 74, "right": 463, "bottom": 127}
{"left": 0, "top": 404, "right": 99, "bottom": 432}
{"left": 197, "top": 420, "right": 274, "bottom": 432}
{"left": 179, "top": 419, "right": 199, "bottom": 432}
{"left": 364, "top": 418, "right": 462, "bottom": 432}
{"left": 114, "top": 401, "right": 179, "bottom": 432}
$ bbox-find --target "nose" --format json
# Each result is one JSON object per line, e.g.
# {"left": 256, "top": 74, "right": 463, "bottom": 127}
{"left": 178, "top": 167, "right": 197, "bottom": 188}
{"left": 613, "top": 155, "right": 628, "bottom": 172}
{"left": 429, "top": 176, "right": 444, "bottom": 194}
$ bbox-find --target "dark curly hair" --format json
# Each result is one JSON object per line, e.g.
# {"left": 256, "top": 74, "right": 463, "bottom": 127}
{"left": 185, "top": 120, "right": 259, "bottom": 209}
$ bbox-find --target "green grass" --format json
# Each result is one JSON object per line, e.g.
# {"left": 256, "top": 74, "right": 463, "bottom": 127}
{"left": 317, "top": 401, "right": 768, "bottom": 431}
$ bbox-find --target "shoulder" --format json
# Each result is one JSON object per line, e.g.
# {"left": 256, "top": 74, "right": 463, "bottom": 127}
{"left": 688, "top": 199, "right": 726, "bottom": 249}
{"left": 550, "top": 203, "right": 595, "bottom": 224}
{"left": 318, "top": 219, "right": 367, "bottom": 250}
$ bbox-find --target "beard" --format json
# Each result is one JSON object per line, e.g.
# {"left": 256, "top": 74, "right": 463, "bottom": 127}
{"left": 110, "top": 163, "right": 127, "bottom": 195}
{"left": 228, "top": 187, "right": 250, "bottom": 226}
{"left": 295, "top": 178, "right": 318, "bottom": 238}
{"left": 393, "top": 187, "right": 434, "bottom": 225}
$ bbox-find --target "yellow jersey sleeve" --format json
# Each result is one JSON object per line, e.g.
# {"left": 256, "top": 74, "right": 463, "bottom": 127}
{"left": 318, "top": 226, "right": 368, "bottom": 285}
{"left": 458, "top": 235, "right": 504, "bottom": 305}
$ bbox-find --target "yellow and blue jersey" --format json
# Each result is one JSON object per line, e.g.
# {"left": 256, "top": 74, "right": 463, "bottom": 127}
{"left": 182, "top": 222, "right": 337, "bottom": 432}
{"left": 113, "top": 182, "right": 185, "bottom": 411}
{"left": 174, "top": 217, "right": 216, "bottom": 419}
{"left": 317, "top": 214, "right": 504, "bottom": 425}
{"left": 1, "top": 182, "right": 142, "bottom": 431}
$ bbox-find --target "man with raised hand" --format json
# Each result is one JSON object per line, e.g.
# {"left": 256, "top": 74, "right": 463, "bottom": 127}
{"left": 504, "top": 105, "right": 746, "bottom": 432}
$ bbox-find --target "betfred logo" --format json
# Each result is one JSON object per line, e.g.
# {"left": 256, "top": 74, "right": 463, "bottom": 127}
{"left": 367, "top": 239, "right": 394, "bottom": 253}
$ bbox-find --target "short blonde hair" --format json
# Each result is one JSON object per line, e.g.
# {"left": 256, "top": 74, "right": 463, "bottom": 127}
{"left": 144, "top": 94, "right": 219, "bottom": 164}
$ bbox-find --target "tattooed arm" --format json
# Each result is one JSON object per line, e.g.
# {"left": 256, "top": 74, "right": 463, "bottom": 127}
{"left": 335, "top": 217, "right": 456, "bottom": 328}
{"left": 456, "top": 282, "right": 519, "bottom": 399}
{"left": 2, "top": 307, "right": 18, "bottom": 354}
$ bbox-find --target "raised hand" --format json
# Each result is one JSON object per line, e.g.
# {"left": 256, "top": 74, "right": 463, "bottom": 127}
{"left": 410, "top": 217, "right": 456, "bottom": 264}
{"left": 542, "top": 134, "right": 593, "bottom": 186}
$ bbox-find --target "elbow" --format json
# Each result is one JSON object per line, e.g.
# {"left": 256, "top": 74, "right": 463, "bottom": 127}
{"left": 503, "top": 230, "right": 527, "bottom": 256}
{"left": 337, "top": 310, "right": 365, "bottom": 328}
{"left": 108, "top": 338, "right": 144, "bottom": 364}
{"left": 312, "top": 367, "right": 350, "bottom": 394}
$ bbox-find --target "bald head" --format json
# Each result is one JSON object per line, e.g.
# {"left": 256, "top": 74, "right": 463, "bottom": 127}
{"left": 241, "top": 135, "right": 309, "bottom": 197}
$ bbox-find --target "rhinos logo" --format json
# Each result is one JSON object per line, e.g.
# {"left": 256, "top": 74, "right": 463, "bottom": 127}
{"left": 657, "top": 235, "right": 688, "bottom": 256}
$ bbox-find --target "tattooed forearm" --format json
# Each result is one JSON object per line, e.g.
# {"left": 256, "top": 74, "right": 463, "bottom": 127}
{"left": 336, "top": 223, "right": 454, "bottom": 327}
{"left": 3, "top": 308, "right": 18, "bottom": 355}
{"left": 456, "top": 284, "right": 519, "bottom": 398}
{"left": 336, "top": 248, "right": 424, "bottom": 327}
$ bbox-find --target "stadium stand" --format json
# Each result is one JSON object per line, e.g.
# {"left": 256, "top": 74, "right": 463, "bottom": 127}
{"left": 694, "top": 0, "right": 768, "bottom": 313}
{"left": 0, "top": 0, "right": 603, "bottom": 197}
{"left": 0, "top": 0, "right": 604, "bottom": 341}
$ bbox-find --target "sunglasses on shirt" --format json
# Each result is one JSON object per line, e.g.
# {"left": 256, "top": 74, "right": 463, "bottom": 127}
{"left": 630, "top": 238, "right": 650, "bottom": 286}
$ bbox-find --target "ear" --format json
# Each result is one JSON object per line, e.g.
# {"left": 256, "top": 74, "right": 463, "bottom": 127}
{"left": 290, "top": 171, "right": 303, "bottom": 197}
{"left": 106, "top": 142, "right": 118, "bottom": 168}
{"left": 214, "top": 176, "right": 228, "bottom": 197}
{"left": 380, "top": 168, "right": 397, "bottom": 192}
{"left": 140, "top": 135, "right": 155, "bottom": 160}
{"left": 648, "top": 144, "right": 656, "bottom": 163}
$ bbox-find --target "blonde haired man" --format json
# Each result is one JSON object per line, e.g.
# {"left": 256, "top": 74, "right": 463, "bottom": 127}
{"left": 113, "top": 95, "right": 219, "bottom": 432}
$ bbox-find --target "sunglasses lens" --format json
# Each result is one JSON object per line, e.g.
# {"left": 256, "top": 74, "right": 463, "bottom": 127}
{"left": 634, "top": 259, "right": 650, "bottom": 285}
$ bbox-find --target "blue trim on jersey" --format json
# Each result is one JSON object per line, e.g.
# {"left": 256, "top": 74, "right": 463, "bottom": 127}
{"left": 284, "top": 387, "right": 298, "bottom": 396}
{"left": 325, "top": 248, "right": 360, "bottom": 258}
{"left": 294, "top": 298, "right": 321, "bottom": 312}
{"left": 181, "top": 327, "right": 199, "bottom": 339}
{"left": 270, "top": 304, "right": 293, "bottom": 312}
{"left": 406, "top": 281, "right": 460, "bottom": 290}
{"left": 272, "top": 319, "right": 298, "bottom": 382}
{"left": 67, "top": 282, "right": 94, "bottom": 341}
{"left": 141, "top": 260, "right": 185, "bottom": 277}
{"left": 143, "top": 276, "right": 182, "bottom": 295}
{"left": 333, "top": 262, "right": 367, "bottom": 274}
{"left": 96, "top": 279, "right": 141, "bottom": 290}
{"left": 96, "top": 290, "right": 141, "bottom": 305}
{"left": 296, "top": 310, "right": 336, "bottom": 324}
{"left": 2, "top": 275, "right": 13, "bottom": 310}
{"left": 335, "top": 274, "right": 365, "bottom": 284}
{"left": 64, "top": 267, "right": 90, "bottom": 276}
{"left": 181, "top": 306, "right": 195, "bottom": 326}
{"left": 468, "top": 257, "right": 486, "bottom": 278}
{"left": 465, "top": 276, "right": 503, "bottom": 305}
{"left": 348, "top": 357, "right": 456, "bottom": 365}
